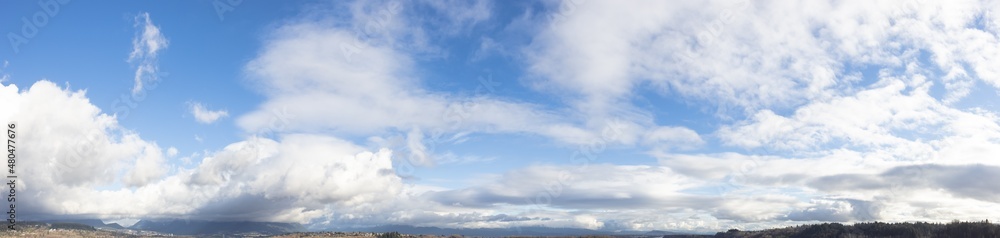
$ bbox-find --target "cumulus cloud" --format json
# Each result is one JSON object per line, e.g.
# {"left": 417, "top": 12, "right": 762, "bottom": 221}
{"left": 0, "top": 80, "right": 170, "bottom": 215}
{"left": 0, "top": 80, "right": 408, "bottom": 224}
{"left": 183, "top": 134, "right": 403, "bottom": 222}
{"left": 189, "top": 101, "right": 229, "bottom": 124}
{"left": 129, "top": 12, "right": 168, "bottom": 96}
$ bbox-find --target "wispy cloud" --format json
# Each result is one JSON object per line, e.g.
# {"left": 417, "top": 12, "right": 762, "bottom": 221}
{"left": 129, "top": 12, "right": 168, "bottom": 96}
{"left": 189, "top": 101, "right": 229, "bottom": 124}
{"left": 0, "top": 60, "right": 8, "bottom": 83}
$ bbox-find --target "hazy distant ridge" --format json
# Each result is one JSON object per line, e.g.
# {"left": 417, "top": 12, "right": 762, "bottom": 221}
{"left": 130, "top": 219, "right": 306, "bottom": 235}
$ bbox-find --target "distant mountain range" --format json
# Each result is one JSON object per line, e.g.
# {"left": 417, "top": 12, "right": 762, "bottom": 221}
{"left": 29, "top": 218, "right": 304, "bottom": 236}
{"left": 38, "top": 219, "right": 124, "bottom": 229}
{"left": 341, "top": 224, "right": 693, "bottom": 237}
{"left": 130, "top": 219, "right": 306, "bottom": 235}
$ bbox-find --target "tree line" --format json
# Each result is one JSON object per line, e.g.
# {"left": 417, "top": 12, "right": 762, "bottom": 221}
{"left": 714, "top": 220, "right": 1000, "bottom": 238}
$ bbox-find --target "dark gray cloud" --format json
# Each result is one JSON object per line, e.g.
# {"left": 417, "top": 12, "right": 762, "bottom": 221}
{"left": 809, "top": 164, "right": 1000, "bottom": 203}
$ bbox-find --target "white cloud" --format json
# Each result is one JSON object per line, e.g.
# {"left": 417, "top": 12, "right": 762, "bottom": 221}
{"left": 233, "top": 0, "right": 1000, "bottom": 229}
{"left": 0, "top": 80, "right": 410, "bottom": 224}
{"left": 525, "top": 0, "right": 1000, "bottom": 116}
{"left": 653, "top": 144, "right": 1000, "bottom": 224}
{"left": 10, "top": 0, "right": 1000, "bottom": 233}
{"left": 237, "top": 5, "right": 705, "bottom": 161}
{"left": 0, "top": 80, "right": 170, "bottom": 212}
{"left": 128, "top": 12, "right": 168, "bottom": 96}
{"left": 183, "top": 134, "right": 403, "bottom": 222}
{"left": 718, "top": 76, "right": 947, "bottom": 153}
{"left": 515, "top": 4, "right": 1000, "bottom": 226}
{"left": 189, "top": 101, "right": 229, "bottom": 124}
{"left": 427, "top": 164, "right": 713, "bottom": 210}
{"left": 122, "top": 141, "right": 168, "bottom": 187}
{"left": 404, "top": 128, "right": 433, "bottom": 167}
{"left": 717, "top": 72, "right": 1000, "bottom": 167}
{"left": 167, "top": 147, "right": 178, "bottom": 157}
{"left": 5, "top": 78, "right": 998, "bottom": 229}
{"left": 642, "top": 126, "right": 704, "bottom": 152}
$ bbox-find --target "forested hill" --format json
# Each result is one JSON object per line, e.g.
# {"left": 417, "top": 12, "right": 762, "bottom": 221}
{"left": 714, "top": 220, "right": 1000, "bottom": 238}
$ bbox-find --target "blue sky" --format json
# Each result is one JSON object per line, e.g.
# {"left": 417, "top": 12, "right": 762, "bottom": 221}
{"left": 3, "top": 0, "right": 1000, "bottom": 233}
